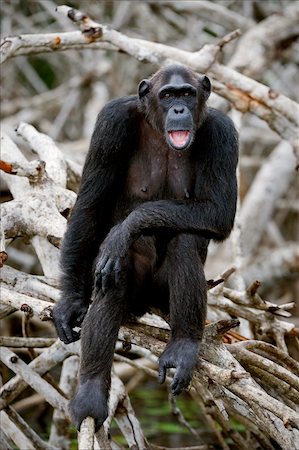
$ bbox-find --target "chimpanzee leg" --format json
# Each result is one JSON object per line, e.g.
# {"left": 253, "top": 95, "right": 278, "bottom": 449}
{"left": 69, "top": 288, "right": 126, "bottom": 431}
{"left": 158, "top": 234, "right": 208, "bottom": 395}
{"left": 69, "top": 236, "right": 157, "bottom": 431}
{"left": 168, "top": 234, "right": 208, "bottom": 340}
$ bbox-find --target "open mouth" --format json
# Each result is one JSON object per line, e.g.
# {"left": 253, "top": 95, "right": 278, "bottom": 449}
{"left": 168, "top": 130, "right": 190, "bottom": 149}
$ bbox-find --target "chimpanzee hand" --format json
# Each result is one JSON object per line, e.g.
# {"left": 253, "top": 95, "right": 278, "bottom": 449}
{"left": 52, "top": 299, "right": 88, "bottom": 344}
{"left": 158, "top": 338, "right": 199, "bottom": 395}
{"left": 95, "top": 223, "right": 131, "bottom": 294}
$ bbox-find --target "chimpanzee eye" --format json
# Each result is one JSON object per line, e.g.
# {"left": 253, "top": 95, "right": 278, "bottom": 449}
{"left": 160, "top": 91, "right": 175, "bottom": 100}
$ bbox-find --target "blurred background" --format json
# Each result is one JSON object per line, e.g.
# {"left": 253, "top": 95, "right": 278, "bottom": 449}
{"left": 1, "top": 0, "right": 299, "bottom": 447}
{"left": 2, "top": 0, "right": 298, "bottom": 308}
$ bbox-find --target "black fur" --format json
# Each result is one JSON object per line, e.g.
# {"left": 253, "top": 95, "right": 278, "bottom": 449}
{"left": 53, "top": 64, "right": 238, "bottom": 431}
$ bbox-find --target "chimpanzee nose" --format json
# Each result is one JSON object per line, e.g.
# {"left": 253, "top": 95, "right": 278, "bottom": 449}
{"left": 174, "top": 106, "right": 185, "bottom": 114}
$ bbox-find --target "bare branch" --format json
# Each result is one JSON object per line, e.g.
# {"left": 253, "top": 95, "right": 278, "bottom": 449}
{"left": 0, "top": 340, "right": 79, "bottom": 410}
{"left": 1, "top": 287, "right": 53, "bottom": 318}
{"left": 2, "top": 7, "right": 298, "bottom": 147}
{"left": 240, "top": 141, "right": 297, "bottom": 259}
{"left": 0, "top": 347, "right": 69, "bottom": 416}
{"left": 5, "top": 405, "right": 56, "bottom": 450}
{"left": 0, "top": 337, "right": 56, "bottom": 348}
{"left": 78, "top": 417, "right": 95, "bottom": 450}
{"left": 0, "top": 159, "right": 46, "bottom": 182}
{"left": 1, "top": 4, "right": 298, "bottom": 448}
{"left": 50, "top": 356, "right": 79, "bottom": 449}
{"left": 164, "top": 0, "right": 254, "bottom": 31}
{"left": 229, "top": 3, "right": 299, "bottom": 78}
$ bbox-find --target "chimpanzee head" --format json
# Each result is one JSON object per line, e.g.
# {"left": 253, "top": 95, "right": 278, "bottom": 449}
{"left": 138, "top": 64, "right": 211, "bottom": 151}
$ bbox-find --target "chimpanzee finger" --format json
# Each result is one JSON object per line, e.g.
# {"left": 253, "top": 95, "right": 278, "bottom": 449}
{"left": 63, "top": 325, "right": 80, "bottom": 344}
{"left": 55, "top": 326, "right": 69, "bottom": 344}
{"left": 114, "top": 259, "right": 122, "bottom": 287}
{"left": 70, "top": 329, "right": 81, "bottom": 342}
{"left": 95, "top": 270, "right": 103, "bottom": 289}
{"left": 101, "top": 259, "right": 114, "bottom": 293}
{"left": 158, "top": 364, "right": 167, "bottom": 384}
{"left": 56, "top": 321, "right": 74, "bottom": 344}
{"left": 97, "top": 255, "right": 109, "bottom": 274}
{"left": 171, "top": 377, "right": 183, "bottom": 396}
{"left": 171, "top": 366, "right": 191, "bottom": 396}
{"left": 101, "top": 273, "right": 110, "bottom": 294}
{"left": 75, "top": 308, "right": 88, "bottom": 326}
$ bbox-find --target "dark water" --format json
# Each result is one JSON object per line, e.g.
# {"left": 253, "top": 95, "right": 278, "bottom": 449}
{"left": 110, "top": 378, "right": 214, "bottom": 447}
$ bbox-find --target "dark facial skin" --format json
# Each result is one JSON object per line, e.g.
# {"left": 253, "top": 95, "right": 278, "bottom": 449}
{"left": 138, "top": 65, "right": 211, "bottom": 151}
{"left": 159, "top": 78, "right": 197, "bottom": 150}
{"left": 52, "top": 64, "right": 238, "bottom": 432}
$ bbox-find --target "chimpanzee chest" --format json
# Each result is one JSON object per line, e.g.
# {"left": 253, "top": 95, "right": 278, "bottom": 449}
{"left": 126, "top": 128, "right": 196, "bottom": 201}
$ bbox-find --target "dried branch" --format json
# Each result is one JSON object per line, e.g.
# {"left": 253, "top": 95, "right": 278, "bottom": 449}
{"left": 0, "top": 221, "right": 8, "bottom": 268}
{"left": 164, "top": 0, "right": 254, "bottom": 31}
{"left": 117, "top": 319, "right": 299, "bottom": 448}
{"left": 222, "top": 286, "right": 294, "bottom": 318}
{"left": 1, "top": 265, "right": 60, "bottom": 302}
{"left": 0, "top": 31, "right": 116, "bottom": 63}
{"left": 0, "top": 347, "right": 69, "bottom": 416}
{"left": 240, "top": 140, "right": 297, "bottom": 259}
{"left": 229, "top": 2, "right": 299, "bottom": 78}
{"left": 244, "top": 244, "right": 299, "bottom": 289}
{"left": 1, "top": 6, "right": 298, "bottom": 150}
{"left": 49, "top": 356, "right": 79, "bottom": 449}
{"left": 0, "top": 159, "right": 45, "bottom": 182}
{"left": 16, "top": 122, "right": 67, "bottom": 187}
{"left": 78, "top": 417, "right": 95, "bottom": 450}
{"left": 0, "top": 410, "right": 36, "bottom": 450}
{"left": 1, "top": 3, "right": 298, "bottom": 449}
{"left": 0, "top": 337, "right": 56, "bottom": 348}
{"left": 5, "top": 405, "right": 56, "bottom": 450}
{"left": 208, "top": 292, "right": 296, "bottom": 350}
{"left": 0, "top": 340, "right": 78, "bottom": 410}
{"left": 1, "top": 287, "right": 54, "bottom": 318}
{"left": 113, "top": 376, "right": 147, "bottom": 448}
{"left": 1, "top": 129, "right": 75, "bottom": 275}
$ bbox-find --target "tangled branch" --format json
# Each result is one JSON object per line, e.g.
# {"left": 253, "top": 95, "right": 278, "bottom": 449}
{"left": 1, "top": 3, "right": 299, "bottom": 449}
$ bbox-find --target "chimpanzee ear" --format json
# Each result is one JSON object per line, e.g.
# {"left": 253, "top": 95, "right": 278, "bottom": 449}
{"left": 200, "top": 75, "right": 211, "bottom": 100}
{"left": 138, "top": 79, "right": 151, "bottom": 98}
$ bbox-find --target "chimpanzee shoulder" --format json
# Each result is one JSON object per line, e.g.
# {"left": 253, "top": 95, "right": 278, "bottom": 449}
{"left": 195, "top": 107, "right": 239, "bottom": 160}
{"left": 85, "top": 95, "right": 140, "bottom": 164}
{"left": 92, "top": 95, "right": 140, "bottom": 132}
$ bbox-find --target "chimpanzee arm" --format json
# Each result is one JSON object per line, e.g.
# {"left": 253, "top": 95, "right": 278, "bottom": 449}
{"left": 97, "top": 110, "right": 238, "bottom": 286}
{"left": 131, "top": 110, "right": 238, "bottom": 238}
{"left": 53, "top": 97, "right": 137, "bottom": 343}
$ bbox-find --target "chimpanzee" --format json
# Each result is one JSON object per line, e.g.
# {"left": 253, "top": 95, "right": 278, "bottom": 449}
{"left": 53, "top": 64, "right": 238, "bottom": 431}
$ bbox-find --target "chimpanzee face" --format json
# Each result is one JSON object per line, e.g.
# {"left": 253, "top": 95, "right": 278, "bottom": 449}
{"left": 138, "top": 65, "right": 211, "bottom": 151}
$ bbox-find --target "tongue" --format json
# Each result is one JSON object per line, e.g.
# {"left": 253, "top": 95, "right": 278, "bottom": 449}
{"left": 169, "top": 130, "right": 190, "bottom": 148}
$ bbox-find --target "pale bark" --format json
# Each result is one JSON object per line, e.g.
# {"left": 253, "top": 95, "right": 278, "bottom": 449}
{"left": 1, "top": 8, "right": 298, "bottom": 148}
{"left": 1, "top": 3, "right": 298, "bottom": 449}
{"left": 240, "top": 141, "right": 296, "bottom": 259}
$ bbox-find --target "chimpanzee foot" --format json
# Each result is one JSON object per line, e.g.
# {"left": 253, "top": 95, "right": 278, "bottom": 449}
{"left": 158, "top": 338, "right": 199, "bottom": 395}
{"left": 69, "top": 377, "right": 108, "bottom": 432}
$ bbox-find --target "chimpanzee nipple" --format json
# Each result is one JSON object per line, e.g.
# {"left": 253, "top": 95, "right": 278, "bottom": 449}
{"left": 184, "top": 189, "right": 190, "bottom": 199}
